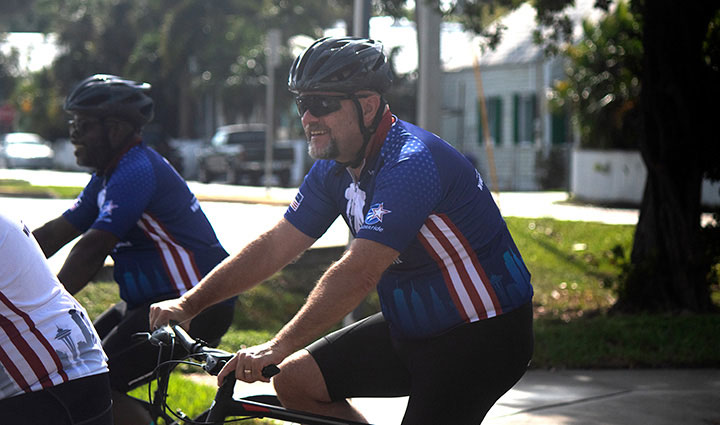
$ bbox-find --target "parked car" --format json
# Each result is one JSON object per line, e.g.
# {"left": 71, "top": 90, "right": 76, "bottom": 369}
{"left": 197, "top": 123, "right": 295, "bottom": 186}
{"left": 0, "top": 132, "right": 55, "bottom": 169}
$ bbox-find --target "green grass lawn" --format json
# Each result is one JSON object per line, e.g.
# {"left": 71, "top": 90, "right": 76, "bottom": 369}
{"left": 127, "top": 375, "right": 281, "bottom": 424}
{"left": 506, "top": 217, "right": 635, "bottom": 318}
{"left": 0, "top": 179, "right": 82, "bottom": 198}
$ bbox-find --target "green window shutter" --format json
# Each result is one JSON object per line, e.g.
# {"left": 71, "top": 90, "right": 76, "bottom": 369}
{"left": 479, "top": 97, "right": 503, "bottom": 146}
{"left": 478, "top": 99, "right": 485, "bottom": 145}
{"left": 551, "top": 108, "right": 568, "bottom": 145}
{"left": 494, "top": 98, "right": 503, "bottom": 145}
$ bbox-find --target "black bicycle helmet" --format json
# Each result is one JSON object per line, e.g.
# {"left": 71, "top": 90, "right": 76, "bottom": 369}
{"left": 288, "top": 37, "right": 393, "bottom": 94}
{"left": 64, "top": 74, "right": 154, "bottom": 127}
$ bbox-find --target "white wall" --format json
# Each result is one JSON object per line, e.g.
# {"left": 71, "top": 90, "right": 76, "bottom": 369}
{"left": 571, "top": 150, "right": 720, "bottom": 206}
{"left": 463, "top": 144, "right": 540, "bottom": 191}
{"left": 443, "top": 64, "right": 542, "bottom": 148}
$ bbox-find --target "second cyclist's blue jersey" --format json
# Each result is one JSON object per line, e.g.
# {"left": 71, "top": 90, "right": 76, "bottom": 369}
{"left": 285, "top": 117, "right": 533, "bottom": 339}
{"left": 63, "top": 142, "right": 229, "bottom": 309}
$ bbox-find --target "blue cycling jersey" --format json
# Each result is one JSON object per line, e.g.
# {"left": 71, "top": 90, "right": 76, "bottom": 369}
{"left": 63, "top": 142, "right": 228, "bottom": 308}
{"left": 285, "top": 118, "right": 533, "bottom": 339}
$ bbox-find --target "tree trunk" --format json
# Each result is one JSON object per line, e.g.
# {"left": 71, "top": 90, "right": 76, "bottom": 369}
{"left": 619, "top": 0, "right": 718, "bottom": 312}
{"left": 178, "top": 73, "right": 193, "bottom": 139}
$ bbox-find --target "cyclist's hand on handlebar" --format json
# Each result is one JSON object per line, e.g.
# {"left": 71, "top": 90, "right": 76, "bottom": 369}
{"left": 148, "top": 298, "right": 193, "bottom": 330}
{"left": 218, "top": 340, "right": 287, "bottom": 385}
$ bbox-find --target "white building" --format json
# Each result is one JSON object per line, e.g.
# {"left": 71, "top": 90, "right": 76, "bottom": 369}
{"left": 438, "top": 1, "right": 605, "bottom": 191}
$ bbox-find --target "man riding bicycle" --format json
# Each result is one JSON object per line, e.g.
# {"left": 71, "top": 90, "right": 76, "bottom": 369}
{"left": 33, "top": 74, "right": 235, "bottom": 425}
{"left": 150, "top": 37, "right": 534, "bottom": 424}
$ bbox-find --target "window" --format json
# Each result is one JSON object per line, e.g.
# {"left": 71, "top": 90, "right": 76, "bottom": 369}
{"left": 478, "top": 96, "right": 502, "bottom": 145}
{"left": 513, "top": 93, "right": 537, "bottom": 144}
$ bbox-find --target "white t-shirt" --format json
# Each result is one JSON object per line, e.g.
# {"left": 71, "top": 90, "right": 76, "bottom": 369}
{"left": 0, "top": 213, "right": 108, "bottom": 400}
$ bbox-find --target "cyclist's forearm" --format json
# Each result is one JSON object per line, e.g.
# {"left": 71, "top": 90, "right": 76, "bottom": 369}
{"left": 180, "top": 219, "right": 314, "bottom": 317}
{"left": 273, "top": 239, "right": 397, "bottom": 354}
{"left": 274, "top": 262, "right": 376, "bottom": 353}
{"left": 33, "top": 216, "right": 81, "bottom": 258}
{"left": 57, "top": 230, "right": 116, "bottom": 294}
{"left": 178, "top": 247, "right": 271, "bottom": 317}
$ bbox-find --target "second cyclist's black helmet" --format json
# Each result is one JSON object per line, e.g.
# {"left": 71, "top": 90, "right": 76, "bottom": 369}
{"left": 64, "top": 74, "right": 154, "bottom": 127}
{"left": 288, "top": 37, "right": 393, "bottom": 94}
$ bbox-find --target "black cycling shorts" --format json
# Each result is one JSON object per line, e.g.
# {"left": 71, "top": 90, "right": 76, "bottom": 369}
{"left": 93, "top": 297, "right": 234, "bottom": 393}
{"left": 307, "top": 302, "right": 534, "bottom": 425}
{"left": 0, "top": 372, "right": 113, "bottom": 425}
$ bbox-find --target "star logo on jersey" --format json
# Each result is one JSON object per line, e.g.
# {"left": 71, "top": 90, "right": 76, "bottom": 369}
{"left": 476, "top": 169, "right": 485, "bottom": 190}
{"left": 364, "top": 202, "right": 391, "bottom": 225}
{"left": 98, "top": 200, "right": 118, "bottom": 222}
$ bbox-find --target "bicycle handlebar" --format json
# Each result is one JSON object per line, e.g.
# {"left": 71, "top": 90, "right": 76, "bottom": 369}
{"left": 132, "top": 325, "right": 371, "bottom": 425}
{"left": 136, "top": 324, "right": 280, "bottom": 378}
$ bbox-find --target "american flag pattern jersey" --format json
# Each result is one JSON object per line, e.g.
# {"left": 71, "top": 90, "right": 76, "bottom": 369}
{"left": 285, "top": 118, "right": 533, "bottom": 339}
{"left": 63, "top": 143, "right": 229, "bottom": 308}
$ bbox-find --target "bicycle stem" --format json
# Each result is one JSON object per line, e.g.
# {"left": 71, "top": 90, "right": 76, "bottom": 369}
{"left": 205, "top": 375, "right": 237, "bottom": 424}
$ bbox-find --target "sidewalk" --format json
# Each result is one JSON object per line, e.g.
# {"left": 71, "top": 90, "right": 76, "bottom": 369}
{"left": 225, "top": 368, "right": 720, "bottom": 425}
{"left": 186, "top": 182, "right": 645, "bottom": 226}
{"left": 480, "top": 368, "right": 720, "bottom": 425}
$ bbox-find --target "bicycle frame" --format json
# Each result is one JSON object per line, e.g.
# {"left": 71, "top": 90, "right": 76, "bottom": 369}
{"left": 136, "top": 324, "right": 370, "bottom": 425}
{"left": 203, "top": 374, "right": 368, "bottom": 425}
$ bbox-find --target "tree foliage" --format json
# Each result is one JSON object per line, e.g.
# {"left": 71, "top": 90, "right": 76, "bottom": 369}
{"left": 0, "top": 36, "right": 19, "bottom": 98}
{"left": 550, "top": 1, "right": 643, "bottom": 150}
{"left": 1, "top": 0, "right": 350, "bottom": 139}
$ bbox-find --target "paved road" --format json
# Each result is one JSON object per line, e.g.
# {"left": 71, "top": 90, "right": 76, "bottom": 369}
{"left": 1, "top": 195, "right": 349, "bottom": 273}
{"left": 0, "top": 169, "right": 349, "bottom": 273}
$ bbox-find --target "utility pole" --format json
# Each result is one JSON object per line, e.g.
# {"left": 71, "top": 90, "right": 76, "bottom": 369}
{"left": 417, "top": 0, "right": 442, "bottom": 136}
{"left": 353, "top": 0, "right": 371, "bottom": 37}
{"left": 264, "top": 29, "right": 281, "bottom": 190}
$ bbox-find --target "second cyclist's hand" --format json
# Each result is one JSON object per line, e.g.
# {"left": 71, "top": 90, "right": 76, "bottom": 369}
{"left": 217, "top": 341, "right": 288, "bottom": 385}
{"left": 148, "top": 298, "right": 193, "bottom": 330}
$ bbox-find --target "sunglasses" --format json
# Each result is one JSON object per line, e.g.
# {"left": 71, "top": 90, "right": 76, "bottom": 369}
{"left": 295, "top": 94, "right": 371, "bottom": 117}
{"left": 68, "top": 118, "right": 103, "bottom": 137}
{"left": 294, "top": 94, "right": 353, "bottom": 117}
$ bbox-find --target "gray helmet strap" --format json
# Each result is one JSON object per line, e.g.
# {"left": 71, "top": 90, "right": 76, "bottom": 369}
{"left": 339, "top": 95, "right": 386, "bottom": 169}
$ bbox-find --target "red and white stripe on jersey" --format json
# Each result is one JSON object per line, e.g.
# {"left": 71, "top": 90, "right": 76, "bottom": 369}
{"left": 418, "top": 213, "right": 502, "bottom": 322}
{"left": 0, "top": 292, "right": 68, "bottom": 393}
{"left": 138, "top": 213, "right": 200, "bottom": 294}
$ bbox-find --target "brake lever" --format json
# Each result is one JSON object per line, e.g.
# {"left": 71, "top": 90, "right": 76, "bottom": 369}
{"left": 131, "top": 332, "right": 151, "bottom": 342}
{"left": 151, "top": 325, "right": 175, "bottom": 345}
{"left": 204, "top": 356, "right": 226, "bottom": 375}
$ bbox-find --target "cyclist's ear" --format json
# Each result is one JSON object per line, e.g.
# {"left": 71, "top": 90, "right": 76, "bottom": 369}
{"left": 106, "top": 118, "right": 136, "bottom": 146}
{"left": 359, "top": 94, "right": 381, "bottom": 126}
